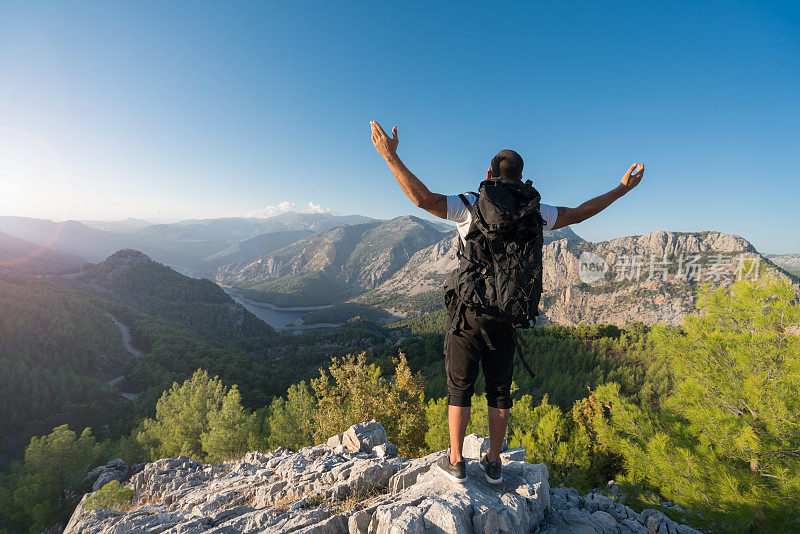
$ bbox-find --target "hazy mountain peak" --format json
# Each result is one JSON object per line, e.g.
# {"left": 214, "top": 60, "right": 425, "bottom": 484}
{"left": 0, "top": 230, "right": 86, "bottom": 273}
{"left": 104, "top": 248, "right": 153, "bottom": 265}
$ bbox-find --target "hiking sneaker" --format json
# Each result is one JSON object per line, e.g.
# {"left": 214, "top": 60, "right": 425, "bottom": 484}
{"left": 435, "top": 450, "right": 467, "bottom": 484}
{"left": 479, "top": 454, "right": 503, "bottom": 484}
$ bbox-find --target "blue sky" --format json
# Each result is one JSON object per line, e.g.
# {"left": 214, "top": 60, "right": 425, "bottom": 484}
{"left": 1, "top": 1, "right": 798, "bottom": 252}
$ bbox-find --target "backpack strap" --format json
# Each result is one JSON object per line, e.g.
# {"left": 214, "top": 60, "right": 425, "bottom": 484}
{"left": 477, "top": 323, "right": 536, "bottom": 380}
{"left": 513, "top": 328, "right": 537, "bottom": 380}
{"left": 445, "top": 298, "right": 469, "bottom": 339}
{"left": 458, "top": 193, "right": 477, "bottom": 220}
{"left": 446, "top": 190, "right": 483, "bottom": 339}
{"left": 480, "top": 327, "right": 496, "bottom": 351}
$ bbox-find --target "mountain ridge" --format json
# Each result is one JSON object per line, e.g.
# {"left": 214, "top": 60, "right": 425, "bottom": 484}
{"left": 69, "top": 248, "right": 274, "bottom": 342}
{"left": 0, "top": 212, "right": 374, "bottom": 271}
{"left": 216, "top": 215, "right": 447, "bottom": 297}
{"left": 369, "top": 229, "right": 786, "bottom": 327}
{"left": 3, "top": 212, "right": 794, "bottom": 326}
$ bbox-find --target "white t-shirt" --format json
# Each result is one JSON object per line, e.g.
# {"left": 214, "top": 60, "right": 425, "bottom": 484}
{"left": 446, "top": 193, "right": 558, "bottom": 245}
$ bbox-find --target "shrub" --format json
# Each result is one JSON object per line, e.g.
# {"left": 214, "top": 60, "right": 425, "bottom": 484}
{"left": 84, "top": 480, "right": 134, "bottom": 511}
{"left": 267, "top": 381, "right": 317, "bottom": 451}
{"left": 311, "top": 352, "right": 427, "bottom": 456}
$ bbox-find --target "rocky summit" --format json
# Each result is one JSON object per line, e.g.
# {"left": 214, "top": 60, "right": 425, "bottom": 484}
{"left": 65, "top": 421, "right": 700, "bottom": 534}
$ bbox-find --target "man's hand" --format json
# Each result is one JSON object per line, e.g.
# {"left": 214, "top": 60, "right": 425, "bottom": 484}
{"left": 370, "top": 120, "right": 447, "bottom": 219}
{"left": 551, "top": 162, "right": 645, "bottom": 230}
{"left": 370, "top": 121, "right": 399, "bottom": 160}
{"left": 620, "top": 163, "right": 645, "bottom": 192}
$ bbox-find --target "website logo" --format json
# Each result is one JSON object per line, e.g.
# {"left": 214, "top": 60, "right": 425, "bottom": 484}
{"left": 578, "top": 252, "right": 609, "bottom": 283}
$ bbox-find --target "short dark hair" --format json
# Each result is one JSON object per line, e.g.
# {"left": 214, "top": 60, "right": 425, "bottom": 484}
{"left": 490, "top": 149, "right": 524, "bottom": 179}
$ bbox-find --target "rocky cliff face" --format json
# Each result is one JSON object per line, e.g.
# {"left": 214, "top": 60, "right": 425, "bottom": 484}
{"left": 365, "top": 227, "right": 583, "bottom": 299}
{"left": 370, "top": 229, "right": 779, "bottom": 326}
{"left": 368, "top": 232, "right": 460, "bottom": 298}
{"left": 65, "top": 421, "right": 699, "bottom": 534}
{"left": 540, "top": 230, "right": 762, "bottom": 326}
{"left": 216, "top": 216, "right": 446, "bottom": 292}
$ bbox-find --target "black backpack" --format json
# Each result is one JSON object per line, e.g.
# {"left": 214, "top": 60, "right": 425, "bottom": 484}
{"left": 444, "top": 177, "right": 544, "bottom": 374}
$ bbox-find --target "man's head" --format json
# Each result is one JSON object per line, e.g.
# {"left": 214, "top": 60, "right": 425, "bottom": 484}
{"left": 489, "top": 149, "right": 524, "bottom": 180}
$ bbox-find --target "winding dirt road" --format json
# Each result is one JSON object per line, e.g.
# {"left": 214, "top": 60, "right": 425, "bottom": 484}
{"left": 105, "top": 313, "right": 142, "bottom": 399}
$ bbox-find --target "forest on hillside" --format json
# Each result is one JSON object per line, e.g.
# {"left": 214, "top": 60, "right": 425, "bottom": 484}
{"left": 240, "top": 270, "right": 351, "bottom": 307}
{"left": 0, "top": 271, "right": 390, "bottom": 468}
{"left": 0, "top": 276, "right": 798, "bottom": 533}
{"left": 73, "top": 252, "right": 274, "bottom": 343}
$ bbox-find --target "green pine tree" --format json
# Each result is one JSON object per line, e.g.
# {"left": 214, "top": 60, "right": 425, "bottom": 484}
{"left": 266, "top": 381, "right": 316, "bottom": 451}
{"left": 136, "top": 369, "right": 252, "bottom": 462}
{"left": 11, "top": 425, "right": 103, "bottom": 532}
{"left": 510, "top": 394, "right": 592, "bottom": 489}
{"left": 595, "top": 278, "right": 800, "bottom": 532}
{"left": 201, "top": 385, "right": 254, "bottom": 464}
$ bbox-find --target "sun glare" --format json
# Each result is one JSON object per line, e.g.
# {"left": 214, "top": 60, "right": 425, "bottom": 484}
{"left": 0, "top": 126, "right": 71, "bottom": 219}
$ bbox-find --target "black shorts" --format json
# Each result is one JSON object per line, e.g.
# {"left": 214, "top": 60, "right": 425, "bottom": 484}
{"left": 444, "top": 308, "right": 516, "bottom": 409}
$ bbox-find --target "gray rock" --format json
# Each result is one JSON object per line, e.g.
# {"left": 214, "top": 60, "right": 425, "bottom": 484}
{"left": 65, "top": 421, "right": 701, "bottom": 534}
{"left": 83, "top": 458, "right": 130, "bottom": 492}
{"left": 327, "top": 433, "right": 345, "bottom": 448}
{"left": 388, "top": 450, "right": 445, "bottom": 493}
{"left": 367, "top": 459, "right": 550, "bottom": 533}
{"left": 501, "top": 446, "right": 527, "bottom": 462}
{"left": 544, "top": 488, "right": 700, "bottom": 534}
{"left": 342, "top": 419, "right": 389, "bottom": 453}
{"left": 373, "top": 443, "right": 398, "bottom": 458}
{"left": 462, "top": 433, "right": 509, "bottom": 460}
{"left": 463, "top": 433, "right": 490, "bottom": 459}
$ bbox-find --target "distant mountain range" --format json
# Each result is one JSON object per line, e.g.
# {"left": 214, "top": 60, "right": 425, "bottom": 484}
{"left": 77, "top": 217, "right": 153, "bottom": 233}
{"left": 215, "top": 216, "right": 446, "bottom": 305}
{"left": 0, "top": 212, "right": 373, "bottom": 270}
{"left": 203, "top": 229, "right": 317, "bottom": 270}
{"left": 366, "top": 229, "right": 794, "bottom": 326}
{"left": 0, "top": 216, "right": 125, "bottom": 263}
{"left": 0, "top": 230, "right": 86, "bottom": 273}
{"left": 1, "top": 210, "right": 796, "bottom": 326}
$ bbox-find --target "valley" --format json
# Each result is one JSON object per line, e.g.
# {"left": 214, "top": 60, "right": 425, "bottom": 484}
{"left": 223, "top": 288, "right": 329, "bottom": 329}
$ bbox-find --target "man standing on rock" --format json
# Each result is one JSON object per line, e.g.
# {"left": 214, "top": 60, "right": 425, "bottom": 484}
{"left": 370, "top": 121, "right": 644, "bottom": 484}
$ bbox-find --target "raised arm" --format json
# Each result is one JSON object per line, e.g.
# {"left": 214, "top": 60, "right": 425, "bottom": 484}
{"left": 370, "top": 121, "right": 447, "bottom": 219}
{"left": 551, "top": 163, "right": 644, "bottom": 230}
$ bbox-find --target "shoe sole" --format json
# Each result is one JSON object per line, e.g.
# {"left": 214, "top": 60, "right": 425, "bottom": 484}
{"left": 478, "top": 461, "right": 503, "bottom": 484}
{"left": 435, "top": 463, "right": 467, "bottom": 484}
